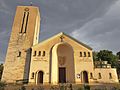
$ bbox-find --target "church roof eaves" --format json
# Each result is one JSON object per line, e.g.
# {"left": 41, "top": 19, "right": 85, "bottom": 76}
{"left": 62, "top": 32, "right": 92, "bottom": 50}
{"left": 32, "top": 32, "right": 92, "bottom": 50}
{"left": 32, "top": 32, "right": 64, "bottom": 47}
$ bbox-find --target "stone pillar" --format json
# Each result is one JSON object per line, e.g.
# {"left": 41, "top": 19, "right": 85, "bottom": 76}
{"left": 51, "top": 45, "right": 58, "bottom": 84}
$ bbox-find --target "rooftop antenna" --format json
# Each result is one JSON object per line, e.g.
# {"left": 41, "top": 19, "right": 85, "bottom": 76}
{"left": 30, "top": 2, "right": 33, "bottom": 6}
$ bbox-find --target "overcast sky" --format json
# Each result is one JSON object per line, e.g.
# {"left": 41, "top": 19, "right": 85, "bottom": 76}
{"left": 0, "top": 0, "right": 120, "bottom": 63}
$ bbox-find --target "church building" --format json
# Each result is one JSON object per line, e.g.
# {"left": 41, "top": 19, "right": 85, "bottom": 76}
{"left": 2, "top": 6, "right": 119, "bottom": 84}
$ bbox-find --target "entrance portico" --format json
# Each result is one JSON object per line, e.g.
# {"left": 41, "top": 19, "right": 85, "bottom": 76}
{"left": 51, "top": 42, "right": 75, "bottom": 84}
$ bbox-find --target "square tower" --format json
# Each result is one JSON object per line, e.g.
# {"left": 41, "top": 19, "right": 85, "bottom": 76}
{"left": 2, "top": 6, "right": 40, "bottom": 83}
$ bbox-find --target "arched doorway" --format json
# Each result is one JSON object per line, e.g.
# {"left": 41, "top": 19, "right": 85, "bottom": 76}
{"left": 81, "top": 71, "right": 89, "bottom": 83}
{"left": 59, "top": 67, "right": 66, "bottom": 83}
{"left": 38, "top": 71, "right": 44, "bottom": 84}
{"left": 51, "top": 42, "right": 75, "bottom": 84}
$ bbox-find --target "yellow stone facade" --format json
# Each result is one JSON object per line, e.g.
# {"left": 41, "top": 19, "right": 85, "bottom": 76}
{"left": 2, "top": 6, "right": 40, "bottom": 83}
{"left": 2, "top": 6, "right": 119, "bottom": 84}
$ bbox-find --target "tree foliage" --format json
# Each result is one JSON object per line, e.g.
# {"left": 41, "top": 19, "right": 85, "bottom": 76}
{"left": 117, "top": 51, "right": 120, "bottom": 59}
{"left": 0, "top": 64, "right": 3, "bottom": 80}
{"left": 93, "top": 50, "right": 118, "bottom": 67}
{"left": 93, "top": 51, "right": 98, "bottom": 61}
{"left": 93, "top": 50, "right": 120, "bottom": 77}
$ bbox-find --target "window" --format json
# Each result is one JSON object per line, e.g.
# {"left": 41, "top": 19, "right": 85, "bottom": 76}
{"left": 20, "top": 12, "right": 26, "bottom": 33}
{"left": 109, "top": 73, "right": 112, "bottom": 79}
{"left": 90, "top": 73, "right": 93, "bottom": 79}
{"left": 88, "top": 52, "right": 90, "bottom": 57}
{"left": 98, "top": 73, "right": 102, "bottom": 79}
{"left": 38, "top": 51, "right": 41, "bottom": 56}
{"left": 42, "top": 51, "right": 45, "bottom": 56}
{"left": 33, "top": 51, "right": 36, "bottom": 56}
{"left": 77, "top": 74, "right": 80, "bottom": 78}
{"left": 84, "top": 52, "right": 86, "bottom": 57}
{"left": 20, "top": 9, "right": 29, "bottom": 33}
{"left": 24, "top": 12, "right": 29, "bottom": 33}
{"left": 80, "top": 52, "right": 82, "bottom": 57}
{"left": 31, "top": 72, "right": 34, "bottom": 79}
{"left": 17, "top": 51, "right": 21, "bottom": 57}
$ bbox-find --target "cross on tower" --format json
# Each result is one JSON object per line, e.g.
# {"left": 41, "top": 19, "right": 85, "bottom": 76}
{"left": 30, "top": 2, "right": 33, "bottom": 6}
{"left": 60, "top": 35, "right": 64, "bottom": 42}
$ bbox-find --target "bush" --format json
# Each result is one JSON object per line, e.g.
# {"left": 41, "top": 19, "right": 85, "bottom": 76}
{"left": 20, "top": 86, "right": 26, "bottom": 90}
{"left": 0, "top": 81, "right": 6, "bottom": 90}
{"left": 83, "top": 84, "right": 90, "bottom": 90}
{"left": 77, "top": 87, "right": 83, "bottom": 90}
{"left": 38, "top": 86, "right": 44, "bottom": 90}
{"left": 60, "top": 85, "right": 64, "bottom": 90}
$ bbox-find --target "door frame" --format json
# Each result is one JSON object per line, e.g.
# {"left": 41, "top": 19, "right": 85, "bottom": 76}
{"left": 59, "top": 67, "right": 66, "bottom": 83}
{"left": 81, "top": 71, "right": 89, "bottom": 83}
{"left": 37, "top": 71, "right": 44, "bottom": 84}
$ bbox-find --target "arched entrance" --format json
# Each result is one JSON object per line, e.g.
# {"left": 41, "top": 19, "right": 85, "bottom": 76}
{"left": 37, "top": 71, "right": 44, "bottom": 84}
{"left": 51, "top": 42, "right": 75, "bottom": 84}
{"left": 81, "top": 71, "right": 89, "bottom": 83}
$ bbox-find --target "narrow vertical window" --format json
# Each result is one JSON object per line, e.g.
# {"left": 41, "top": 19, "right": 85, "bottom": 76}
{"left": 17, "top": 51, "right": 21, "bottom": 57}
{"left": 80, "top": 52, "right": 82, "bottom": 57}
{"left": 20, "top": 8, "right": 29, "bottom": 34}
{"left": 90, "top": 73, "right": 93, "bottom": 79}
{"left": 88, "top": 52, "right": 90, "bottom": 57}
{"left": 31, "top": 72, "right": 34, "bottom": 79}
{"left": 38, "top": 51, "right": 41, "bottom": 56}
{"left": 98, "top": 73, "right": 102, "bottom": 79}
{"left": 42, "top": 51, "right": 45, "bottom": 56}
{"left": 20, "top": 12, "right": 26, "bottom": 33}
{"left": 109, "top": 73, "right": 112, "bottom": 79}
{"left": 24, "top": 12, "right": 29, "bottom": 33}
{"left": 33, "top": 51, "right": 36, "bottom": 56}
{"left": 84, "top": 52, "right": 86, "bottom": 57}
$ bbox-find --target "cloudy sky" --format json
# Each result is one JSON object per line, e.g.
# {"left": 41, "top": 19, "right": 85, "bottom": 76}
{"left": 0, "top": 0, "right": 120, "bottom": 63}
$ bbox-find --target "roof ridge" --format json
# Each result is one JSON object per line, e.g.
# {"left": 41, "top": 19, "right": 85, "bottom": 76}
{"left": 32, "top": 32, "right": 92, "bottom": 50}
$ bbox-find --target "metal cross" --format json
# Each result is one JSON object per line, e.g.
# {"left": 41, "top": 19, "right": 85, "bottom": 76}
{"left": 60, "top": 35, "right": 64, "bottom": 42}
{"left": 30, "top": 2, "right": 33, "bottom": 6}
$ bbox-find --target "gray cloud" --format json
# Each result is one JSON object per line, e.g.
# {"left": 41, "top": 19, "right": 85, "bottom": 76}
{"left": 39, "top": 0, "right": 117, "bottom": 40}
{"left": 71, "top": 0, "right": 120, "bottom": 53}
{"left": 0, "top": 0, "right": 119, "bottom": 63}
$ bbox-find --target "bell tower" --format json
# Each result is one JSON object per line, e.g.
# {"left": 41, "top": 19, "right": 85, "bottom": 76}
{"left": 2, "top": 6, "right": 40, "bottom": 83}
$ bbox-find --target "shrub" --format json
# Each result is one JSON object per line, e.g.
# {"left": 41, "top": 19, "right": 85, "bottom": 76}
{"left": 83, "top": 84, "right": 90, "bottom": 90}
{"left": 20, "top": 86, "right": 26, "bottom": 90}
{"left": 38, "top": 86, "right": 44, "bottom": 90}
{"left": 0, "top": 81, "right": 6, "bottom": 90}
{"left": 77, "top": 87, "right": 83, "bottom": 90}
{"left": 60, "top": 85, "right": 64, "bottom": 90}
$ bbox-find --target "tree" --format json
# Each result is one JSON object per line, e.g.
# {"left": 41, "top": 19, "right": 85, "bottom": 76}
{"left": 0, "top": 64, "right": 3, "bottom": 80}
{"left": 117, "top": 51, "right": 120, "bottom": 59}
{"left": 93, "top": 50, "right": 120, "bottom": 78}
{"left": 93, "top": 50, "right": 118, "bottom": 67}
{"left": 93, "top": 51, "right": 98, "bottom": 61}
